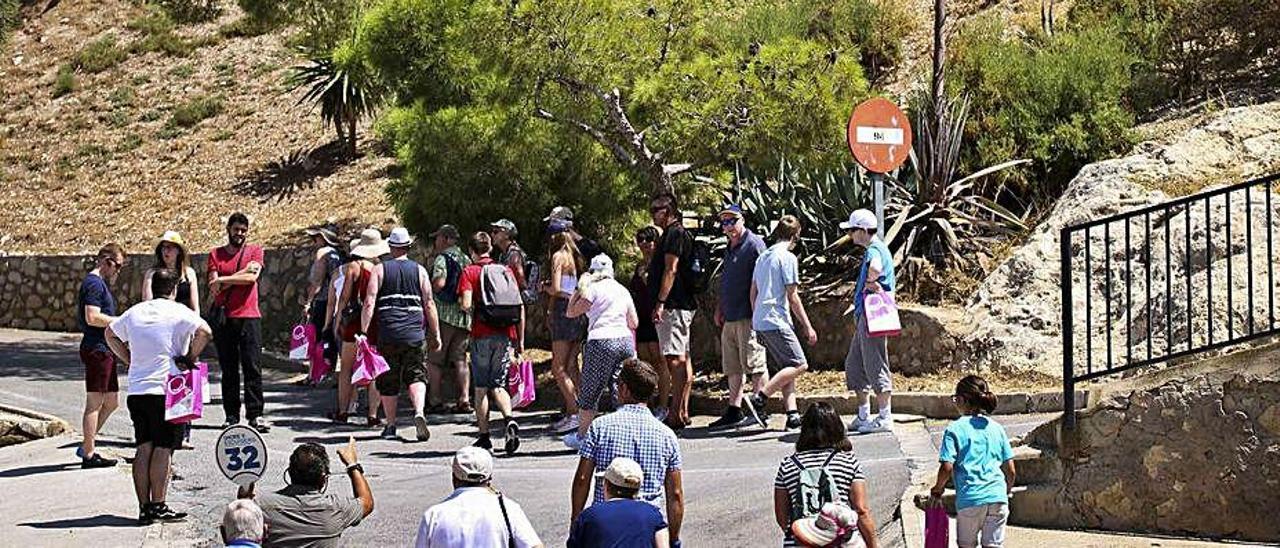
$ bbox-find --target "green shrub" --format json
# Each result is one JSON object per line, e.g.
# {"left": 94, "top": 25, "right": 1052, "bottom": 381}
{"left": 52, "top": 66, "right": 78, "bottom": 98}
{"left": 108, "top": 85, "right": 137, "bottom": 107}
{"left": 117, "top": 133, "right": 145, "bottom": 153}
{"left": 813, "top": 0, "right": 918, "bottom": 85}
{"left": 104, "top": 109, "right": 131, "bottom": 128}
{"left": 126, "top": 8, "right": 176, "bottom": 35}
{"left": 72, "top": 35, "right": 129, "bottom": 73}
{"left": 128, "top": 8, "right": 220, "bottom": 57}
{"left": 236, "top": 0, "right": 294, "bottom": 28}
{"left": 1, "top": 0, "right": 19, "bottom": 48}
{"left": 169, "top": 63, "right": 195, "bottom": 78}
{"left": 1069, "top": 0, "right": 1280, "bottom": 114}
{"left": 170, "top": 94, "right": 223, "bottom": 127}
{"left": 149, "top": 0, "right": 221, "bottom": 24}
{"left": 948, "top": 15, "right": 1137, "bottom": 204}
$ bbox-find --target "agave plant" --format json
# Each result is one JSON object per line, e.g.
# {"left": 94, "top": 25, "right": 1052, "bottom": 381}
{"left": 884, "top": 93, "right": 1030, "bottom": 269}
{"left": 718, "top": 157, "right": 870, "bottom": 286}
{"left": 286, "top": 45, "right": 381, "bottom": 158}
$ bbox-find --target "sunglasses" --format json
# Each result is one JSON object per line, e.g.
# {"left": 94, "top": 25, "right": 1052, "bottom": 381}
{"left": 105, "top": 257, "right": 124, "bottom": 269}
{"left": 719, "top": 217, "right": 740, "bottom": 227}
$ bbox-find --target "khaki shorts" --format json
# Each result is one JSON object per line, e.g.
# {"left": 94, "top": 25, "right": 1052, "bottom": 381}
{"left": 657, "top": 308, "right": 695, "bottom": 357}
{"left": 957, "top": 502, "right": 1008, "bottom": 548}
{"left": 427, "top": 323, "right": 469, "bottom": 367}
{"left": 720, "top": 319, "right": 766, "bottom": 377}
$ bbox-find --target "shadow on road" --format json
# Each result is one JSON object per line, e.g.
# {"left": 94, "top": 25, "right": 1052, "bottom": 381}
{"left": 0, "top": 461, "right": 80, "bottom": 478}
{"left": 18, "top": 514, "right": 137, "bottom": 529}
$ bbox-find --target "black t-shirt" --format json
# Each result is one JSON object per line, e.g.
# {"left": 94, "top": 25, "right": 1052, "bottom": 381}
{"left": 647, "top": 222, "right": 695, "bottom": 310}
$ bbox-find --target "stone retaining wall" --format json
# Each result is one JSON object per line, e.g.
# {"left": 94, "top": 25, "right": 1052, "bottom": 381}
{"left": 1, "top": 250, "right": 970, "bottom": 374}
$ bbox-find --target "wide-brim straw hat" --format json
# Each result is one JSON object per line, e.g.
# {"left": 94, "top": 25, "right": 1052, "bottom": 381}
{"left": 350, "top": 228, "right": 389, "bottom": 259}
{"left": 158, "top": 230, "right": 187, "bottom": 252}
{"left": 791, "top": 504, "right": 863, "bottom": 548}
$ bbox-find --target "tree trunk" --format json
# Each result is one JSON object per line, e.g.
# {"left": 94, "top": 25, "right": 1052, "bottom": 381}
{"left": 347, "top": 114, "right": 358, "bottom": 158}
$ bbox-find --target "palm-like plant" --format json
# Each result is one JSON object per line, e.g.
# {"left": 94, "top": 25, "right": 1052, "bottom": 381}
{"left": 286, "top": 47, "right": 381, "bottom": 158}
{"left": 884, "top": 93, "right": 1030, "bottom": 269}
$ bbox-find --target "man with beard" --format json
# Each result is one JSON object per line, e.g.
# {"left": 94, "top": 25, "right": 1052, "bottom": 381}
{"left": 208, "top": 212, "right": 269, "bottom": 432}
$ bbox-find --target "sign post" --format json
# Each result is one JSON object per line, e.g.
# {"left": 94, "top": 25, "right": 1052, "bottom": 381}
{"left": 847, "top": 97, "right": 913, "bottom": 233}
{"left": 216, "top": 425, "right": 268, "bottom": 487}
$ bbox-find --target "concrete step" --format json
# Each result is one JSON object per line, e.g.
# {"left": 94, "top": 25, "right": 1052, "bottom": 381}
{"left": 929, "top": 446, "right": 1060, "bottom": 490}
{"left": 911, "top": 484, "right": 1067, "bottom": 527}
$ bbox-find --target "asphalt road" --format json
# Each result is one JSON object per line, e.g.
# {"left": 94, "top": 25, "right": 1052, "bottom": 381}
{"left": 0, "top": 328, "right": 909, "bottom": 547}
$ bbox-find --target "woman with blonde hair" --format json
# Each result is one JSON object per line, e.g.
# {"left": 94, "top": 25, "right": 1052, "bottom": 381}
{"left": 142, "top": 231, "right": 200, "bottom": 449}
{"left": 545, "top": 221, "right": 587, "bottom": 434}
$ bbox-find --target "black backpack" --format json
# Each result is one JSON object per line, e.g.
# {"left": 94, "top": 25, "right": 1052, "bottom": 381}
{"left": 436, "top": 252, "right": 463, "bottom": 304}
{"left": 477, "top": 263, "right": 523, "bottom": 327}
{"left": 686, "top": 238, "right": 713, "bottom": 295}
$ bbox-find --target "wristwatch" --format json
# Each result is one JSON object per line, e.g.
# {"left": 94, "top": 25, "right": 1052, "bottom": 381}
{"left": 346, "top": 463, "right": 364, "bottom": 474}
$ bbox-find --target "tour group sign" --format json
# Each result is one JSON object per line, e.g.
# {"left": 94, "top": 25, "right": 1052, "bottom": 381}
{"left": 847, "top": 97, "right": 912, "bottom": 232}
{"left": 216, "top": 424, "right": 268, "bottom": 487}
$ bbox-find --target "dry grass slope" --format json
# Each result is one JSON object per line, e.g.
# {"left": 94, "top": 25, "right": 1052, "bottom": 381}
{"left": 0, "top": 0, "right": 398, "bottom": 256}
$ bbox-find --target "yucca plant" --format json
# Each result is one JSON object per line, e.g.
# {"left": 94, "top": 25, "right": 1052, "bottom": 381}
{"left": 286, "top": 43, "right": 381, "bottom": 158}
{"left": 884, "top": 92, "right": 1030, "bottom": 271}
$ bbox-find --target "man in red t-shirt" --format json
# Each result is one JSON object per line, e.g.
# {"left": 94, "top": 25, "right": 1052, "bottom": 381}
{"left": 458, "top": 232, "right": 524, "bottom": 455}
{"left": 208, "top": 212, "right": 268, "bottom": 432}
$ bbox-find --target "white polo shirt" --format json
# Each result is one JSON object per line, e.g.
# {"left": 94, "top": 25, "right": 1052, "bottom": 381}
{"left": 415, "top": 486, "right": 541, "bottom": 548}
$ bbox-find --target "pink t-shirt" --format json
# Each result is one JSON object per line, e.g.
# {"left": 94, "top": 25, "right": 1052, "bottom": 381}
{"left": 208, "top": 245, "right": 264, "bottom": 319}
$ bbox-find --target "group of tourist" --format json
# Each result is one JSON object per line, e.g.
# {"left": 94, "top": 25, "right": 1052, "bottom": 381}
{"left": 72, "top": 198, "right": 1018, "bottom": 547}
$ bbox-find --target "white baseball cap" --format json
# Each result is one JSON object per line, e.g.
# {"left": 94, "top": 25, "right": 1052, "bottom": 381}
{"left": 451, "top": 447, "right": 493, "bottom": 482}
{"left": 544, "top": 206, "right": 575, "bottom": 222}
{"left": 595, "top": 457, "right": 643, "bottom": 489}
{"left": 839, "top": 209, "right": 878, "bottom": 230}
{"left": 387, "top": 227, "right": 414, "bottom": 248}
{"left": 588, "top": 254, "right": 614, "bottom": 277}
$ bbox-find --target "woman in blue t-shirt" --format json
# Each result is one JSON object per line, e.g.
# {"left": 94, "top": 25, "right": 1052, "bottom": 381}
{"left": 929, "top": 375, "right": 1017, "bottom": 548}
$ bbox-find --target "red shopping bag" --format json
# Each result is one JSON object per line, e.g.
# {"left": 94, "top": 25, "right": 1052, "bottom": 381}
{"left": 506, "top": 359, "right": 536, "bottom": 409}
{"left": 351, "top": 335, "right": 389, "bottom": 387}
{"left": 924, "top": 506, "right": 949, "bottom": 548}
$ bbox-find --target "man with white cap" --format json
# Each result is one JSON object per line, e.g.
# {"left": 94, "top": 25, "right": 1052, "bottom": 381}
{"left": 563, "top": 253, "right": 638, "bottom": 448}
{"left": 568, "top": 457, "right": 670, "bottom": 548}
{"left": 415, "top": 447, "right": 543, "bottom": 548}
{"left": 839, "top": 209, "right": 897, "bottom": 434}
{"left": 362, "top": 227, "right": 442, "bottom": 441}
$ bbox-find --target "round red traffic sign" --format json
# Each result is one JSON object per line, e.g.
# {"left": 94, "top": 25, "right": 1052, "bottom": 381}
{"left": 847, "top": 97, "right": 912, "bottom": 174}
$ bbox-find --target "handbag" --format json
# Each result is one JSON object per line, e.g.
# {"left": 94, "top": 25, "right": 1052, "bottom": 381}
{"left": 206, "top": 247, "right": 245, "bottom": 333}
{"left": 863, "top": 292, "right": 902, "bottom": 338}
{"left": 923, "top": 506, "right": 949, "bottom": 548}
{"left": 506, "top": 358, "right": 536, "bottom": 409}
{"left": 351, "top": 335, "right": 389, "bottom": 387}
{"left": 164, "top": 365, "right": 205, "bottom": 424}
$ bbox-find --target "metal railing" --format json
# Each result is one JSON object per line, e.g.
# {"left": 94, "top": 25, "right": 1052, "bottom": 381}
{"left": 1060, "top": 174, "right": 1280, "bottom": 429}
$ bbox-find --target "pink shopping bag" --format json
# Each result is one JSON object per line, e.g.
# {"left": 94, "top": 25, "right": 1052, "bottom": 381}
{"left": 307, "top": 329, "right": 331, "bottom": 384}
{"left": 197, "top": 361, "right": 211, "bottom": 405}
{"left": 864, "top": 292, "right": 902, "bottom": 337}
{"left": 288, "top": 323, "right": 312, "bottom": 360}
{"left": 351, "top": 335, "right": 389, "bottom": 387}
{"left": 506, "top": 359, "right": 536, "bottom": 409}
{"left": 164, "top": 365, "right": 205, "bottom": 424}
{"left": 924, "top": 506, "right": 949, "bottom": 548}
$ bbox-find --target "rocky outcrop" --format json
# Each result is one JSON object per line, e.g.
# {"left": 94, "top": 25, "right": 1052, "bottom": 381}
{"left": 967, "top": 102, "right": 1280, "bottom": 375}
{"left": 0, "top": 407, "right": 68, "bottom": 447}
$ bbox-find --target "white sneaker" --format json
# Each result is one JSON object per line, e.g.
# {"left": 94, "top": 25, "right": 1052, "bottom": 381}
{"left": 857, "top": 416, "right": 894, "bottom": 434}
{"left": 848, "top": 416, "right": 873, "bottom": 432}
{"left": 562, "top": 432, "right": 581, "bottom": 450}
{"left": 553, "top": 415, "right": 580, "bottom": 434}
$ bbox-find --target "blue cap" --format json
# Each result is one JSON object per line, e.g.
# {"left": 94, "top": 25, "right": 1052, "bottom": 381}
{"left": 547, "top": 219, "right": 573, "bottom": 235}
{"left": 718, "top": 204, "right": 744, "bottom": 218}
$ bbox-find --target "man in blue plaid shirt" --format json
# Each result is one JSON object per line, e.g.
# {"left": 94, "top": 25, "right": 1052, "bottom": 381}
{"left": 571, "top": 358, "right": 685, "bottom": 545}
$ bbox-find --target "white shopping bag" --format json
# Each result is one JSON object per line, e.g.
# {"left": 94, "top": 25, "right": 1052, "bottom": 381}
{"left": 864, "top": 292, "right": 901, "bottom": 337}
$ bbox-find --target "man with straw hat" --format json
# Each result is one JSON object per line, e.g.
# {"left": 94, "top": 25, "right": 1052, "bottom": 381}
{"left": 362, "top": 227, "right": 442, "bottom": 442}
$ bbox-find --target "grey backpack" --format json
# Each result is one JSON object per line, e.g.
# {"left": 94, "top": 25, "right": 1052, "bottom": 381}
{"left": 478, "top": 263, "right": 522, "bottom": 327}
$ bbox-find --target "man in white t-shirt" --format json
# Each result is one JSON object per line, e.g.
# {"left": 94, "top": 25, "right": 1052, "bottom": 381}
{"left": 106, "top": 268, "right": 212, "bottom": 525}
{"left": 415, "top": 447, "right": 543, "bottom": 548}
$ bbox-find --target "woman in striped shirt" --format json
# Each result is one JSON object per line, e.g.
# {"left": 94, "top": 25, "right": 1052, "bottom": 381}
{"left": 773, "top": 402, "right": 878, "bottom": 547}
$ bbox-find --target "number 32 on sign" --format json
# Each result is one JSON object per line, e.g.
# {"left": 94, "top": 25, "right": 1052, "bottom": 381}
{"left": 216, "top": 425, "right": 268, "bottom": 487}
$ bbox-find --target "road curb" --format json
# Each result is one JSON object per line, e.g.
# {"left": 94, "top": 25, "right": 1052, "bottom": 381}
{"left": 0, "top": 403, "right": 71, "bottom": 443}
{"left": 689, "top": 389, "right": 1089, "bottom": 419}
